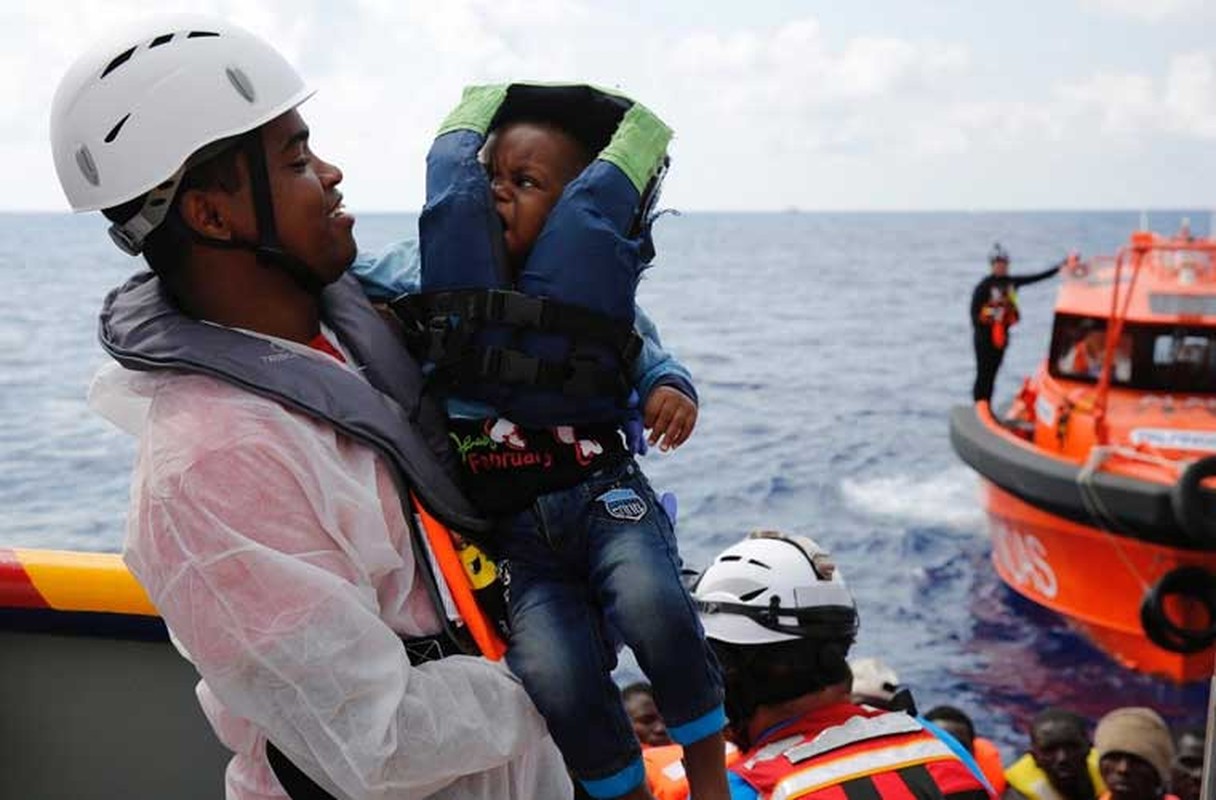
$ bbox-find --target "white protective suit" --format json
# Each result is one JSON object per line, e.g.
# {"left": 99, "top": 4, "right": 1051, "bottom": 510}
{"left": 89, "top": 332, "right": 571, "bottom": 800}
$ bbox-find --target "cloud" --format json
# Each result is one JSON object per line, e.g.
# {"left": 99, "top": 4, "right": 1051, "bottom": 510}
{"left": 657, "top": 19, "right": 973, "bottom": 165}
{"left": 10, "top": 2, "right": 1216, "bottom": 211}
{"left": 1054, "top": 52, "right": 1216, "bottom": 140}
{"left": 1080, "top": 0, "right": 1204, "bottom": 22}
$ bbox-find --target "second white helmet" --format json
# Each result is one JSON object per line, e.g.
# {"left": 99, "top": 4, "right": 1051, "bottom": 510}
{"left": 694, "top": 530, "right": 859, "bottom": 646}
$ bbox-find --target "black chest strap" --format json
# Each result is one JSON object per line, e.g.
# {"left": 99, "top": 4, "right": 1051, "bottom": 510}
{"left": 391, "top": 288, "right": 642, "bottom": 398}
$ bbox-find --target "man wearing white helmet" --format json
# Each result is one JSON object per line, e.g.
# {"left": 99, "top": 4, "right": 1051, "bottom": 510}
{"left": 693, "top": 531, "right": 995, "bottom": 800}
{"left": 51, "top": 15, "right": 570, "bottom": 800}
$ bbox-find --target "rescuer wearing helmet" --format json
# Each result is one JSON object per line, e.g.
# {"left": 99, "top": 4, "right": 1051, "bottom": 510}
{"left": 51, "top": 15, "right": 571, "bottom": 800}
{"left": 970, "top": 243, "right": 1064, "bottom": 403}
{"left": 693, "top": 531, "right": 995, "bottom": 800}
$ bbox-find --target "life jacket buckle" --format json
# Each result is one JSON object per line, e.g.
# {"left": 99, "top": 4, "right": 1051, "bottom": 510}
{"left": 486, "top": 289, "right": 546, "bottom": 328}
{"left": 481, "top": 346, "right": 541, "bottom": 385}
{"left": 424, "top": 315, "right": 466, "bottom": 363}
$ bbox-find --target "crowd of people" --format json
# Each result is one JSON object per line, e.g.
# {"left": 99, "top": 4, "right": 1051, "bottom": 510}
{"left": 49, "top": 12, "right": 1208, "bottom": 800}
{"left": 624, "top": 665, "right": 1206, "bottom": 800}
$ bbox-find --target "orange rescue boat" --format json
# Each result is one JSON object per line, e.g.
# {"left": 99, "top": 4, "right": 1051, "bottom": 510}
{"left": 951, "top": 224, "right": 1216, "bottom": 682}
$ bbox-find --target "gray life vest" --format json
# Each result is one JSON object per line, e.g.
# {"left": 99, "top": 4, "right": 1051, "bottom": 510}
{"left": 97, "top": 269, "right": 492, "bottom": 653}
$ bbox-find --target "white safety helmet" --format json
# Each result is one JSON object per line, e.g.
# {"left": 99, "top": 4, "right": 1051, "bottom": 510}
{"left": 694, "top": 530, "right": 859, "bottom": 646}
{"left": 50, "top": 14, "right": 313, "bottom": 254}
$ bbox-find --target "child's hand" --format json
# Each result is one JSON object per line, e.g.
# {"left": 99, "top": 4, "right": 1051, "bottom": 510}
{"left": 643, "top": 386, "right": 698, "bottom": 452}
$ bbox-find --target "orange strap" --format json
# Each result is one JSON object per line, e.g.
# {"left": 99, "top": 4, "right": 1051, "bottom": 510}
{"left": 992, "top": 323, "right": 1008, "bottom": 349}
{"left": 410, "top": 494, "right": 507, "bottom": 660}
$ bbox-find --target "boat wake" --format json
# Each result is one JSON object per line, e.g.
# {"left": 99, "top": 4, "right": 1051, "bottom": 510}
{"left": 840, "top": 467, "right": 984, "bottom": 532}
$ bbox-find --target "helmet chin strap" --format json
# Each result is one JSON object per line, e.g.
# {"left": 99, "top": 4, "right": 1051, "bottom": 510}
{"left": 237, "top": 130, "right": 329, "bottom": 296}
{"left": 174, "top": 130, "right": 329, "bottom": 296}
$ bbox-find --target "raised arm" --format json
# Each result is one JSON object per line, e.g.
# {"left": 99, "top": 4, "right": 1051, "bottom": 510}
{"left": 1011, "top": 261, "right": 1063, "bottom": 287}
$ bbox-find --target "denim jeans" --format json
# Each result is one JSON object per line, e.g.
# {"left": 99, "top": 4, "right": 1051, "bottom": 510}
{"left": 498, "top": 457, "right": 724, "bottom": 797}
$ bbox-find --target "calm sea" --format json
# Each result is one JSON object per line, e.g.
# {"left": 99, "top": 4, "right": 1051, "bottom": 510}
{"left": 1, "top": 210, "right": 1208, "bottom": 753}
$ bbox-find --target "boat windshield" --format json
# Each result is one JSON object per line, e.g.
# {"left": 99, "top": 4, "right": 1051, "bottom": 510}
{"left": 1050, "top": 315, "right": 1216, "bottom": 393}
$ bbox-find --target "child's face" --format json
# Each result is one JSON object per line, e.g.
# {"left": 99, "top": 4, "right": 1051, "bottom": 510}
{"left": 487, "top": 122, "right": 588, "bottom": 268}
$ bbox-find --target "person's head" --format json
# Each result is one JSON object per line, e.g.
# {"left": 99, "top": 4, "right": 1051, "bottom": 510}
{"left": 485, "top": 120, "right": 592, "bottom": 270}
{"left": 1082, "top": 328, "right": 1106, "bottom": 355}
{"left": 51, "top": 15, "right": 354, "bottom": 303}
{"left": 926, "top": 705, "right": 977, "bottom": 753}
{"left": 621, "top": 682, "right": 672, "bottom": 747}
{"left": 1170, "top": 727, "right": 1204, "bottom": 800}
{"left": 990, "top": 243, "right": 1011, "bottom": 276}
{"left": 693, "top": 530, "right": 859, "bottom": 746}
{"left": 1028, "top": 708, "right": 1093, "bottom": 793}
{"left": 1094, "top": 708, "right": 1175, "bottom": 800}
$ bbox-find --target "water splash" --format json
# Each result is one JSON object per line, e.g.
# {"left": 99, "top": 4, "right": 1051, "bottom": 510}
{"left": 840, "top": 467, "right": 985, "bottom": 532}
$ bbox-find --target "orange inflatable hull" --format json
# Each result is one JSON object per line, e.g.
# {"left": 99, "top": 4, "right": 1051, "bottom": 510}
{"left": 983, "top": 481, "right": 1216, "bottom": 682}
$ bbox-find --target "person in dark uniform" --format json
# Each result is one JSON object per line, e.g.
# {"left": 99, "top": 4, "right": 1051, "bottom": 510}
{"left": 971, "top": 243, "right": 1063, "bottom": 403}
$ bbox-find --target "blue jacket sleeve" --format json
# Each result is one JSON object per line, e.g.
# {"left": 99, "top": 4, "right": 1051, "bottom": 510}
{"left": 633, "top": 305, "right": 698, "bottom": 405}
{"left": 349, "top": 240, "right": 421, "bottom": 300}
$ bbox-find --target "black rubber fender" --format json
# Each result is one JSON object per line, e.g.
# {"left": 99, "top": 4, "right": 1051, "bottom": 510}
{"left": 1171, "top": 455, "right": 1216, "bottom": 546}
{"left": 1139, "top": 565, "right": 1216, "bottom": 654}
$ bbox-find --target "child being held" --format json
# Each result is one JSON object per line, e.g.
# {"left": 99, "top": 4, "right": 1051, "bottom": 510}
{"left": 404, "top": 86, "right": 728, "bottom": 800}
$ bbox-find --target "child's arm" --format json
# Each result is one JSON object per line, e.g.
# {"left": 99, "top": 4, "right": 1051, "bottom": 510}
{"left": 349, "top": 240, "right": 422, "bottom": 300}
{"left": 634, "top": 306, "right": 698, "bottom": 451}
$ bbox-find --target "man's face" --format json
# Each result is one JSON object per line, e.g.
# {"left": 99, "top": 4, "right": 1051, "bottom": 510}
{"left": 487, "top": 122, "right": 587, "bottom": 269}
{"left": 1100, "top": 752, "right": 1161, "bottom": 800}
{"left": 624, "top": 692, "right": 672, "bottom": 747}
{"left": 232, "top": 109, "right": 356, "bottom": 285}
{"left": 991, "top": 258, "right": 1010, "bottom": 277}
{"left": 1170, "top": 733, "right": 1203, "bottom": 800}
{"left": 1031, "top": 720, "right": 1090, "bottom": 789}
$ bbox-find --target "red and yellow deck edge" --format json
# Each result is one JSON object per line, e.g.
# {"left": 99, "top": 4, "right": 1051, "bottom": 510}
{"left": 0, "top": 547, "right": 158, "bottom": 616}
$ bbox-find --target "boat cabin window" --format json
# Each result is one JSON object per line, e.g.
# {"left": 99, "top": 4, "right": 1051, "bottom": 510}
{"left": 1050, "top": 315, "right": 1216, "bottom": 392}
{"left": 1050, "top": 316, "right": 1132, "bottom": 384}
{"left": 1147, "top": 330, "right": 1216, "bottom": 392}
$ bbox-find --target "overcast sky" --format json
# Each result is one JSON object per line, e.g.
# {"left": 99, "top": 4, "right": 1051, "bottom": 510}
{"left": 7, "top": 0, "right": 1216, "bottom": 212}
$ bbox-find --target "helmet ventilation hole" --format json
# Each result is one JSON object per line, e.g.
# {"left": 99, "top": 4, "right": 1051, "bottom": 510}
{"left": 226, "top": 67, "right": 256, "bottom": 103}
{"left": 75, "top": 145, "right": 100, "bottom": 186}
{"left": 187, "top": 31, "right": 220, "bottom": 38}
{"left": 738, "top": 588, "right": 766, "bottom": 602}
{"left": 746, "top": 558, "right": 771, "bottom": 569}
{"left": 100, "top": 47, "right": 136, "bottom": 79}
{"left": 103, "top": 113, "right": 131, "bottom": 144}
{"left": 149, "top": 34, "right": 175, "bottom": 48}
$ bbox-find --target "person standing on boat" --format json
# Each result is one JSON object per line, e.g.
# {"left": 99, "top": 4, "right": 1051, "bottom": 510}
{"left": 693, "top": 530, "right": 995, "bottom": 800}
{"left": 50, "top": 15, "right": 572, "bottom": 800}
{"left": 1005, "top": 709, "right": 1106, "bottom": 800}
{"left": 971, "top": 243, "right": 1063, "bottom": 403}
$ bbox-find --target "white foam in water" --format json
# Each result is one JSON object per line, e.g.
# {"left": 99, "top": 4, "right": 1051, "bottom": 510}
{"left": 840, "top": 467, "right": 985, "bottom": 532}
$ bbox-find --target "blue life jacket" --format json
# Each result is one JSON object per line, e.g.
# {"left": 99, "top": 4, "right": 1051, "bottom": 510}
{"left": 399, "top": 83, "right": 671, "bottom": 427}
